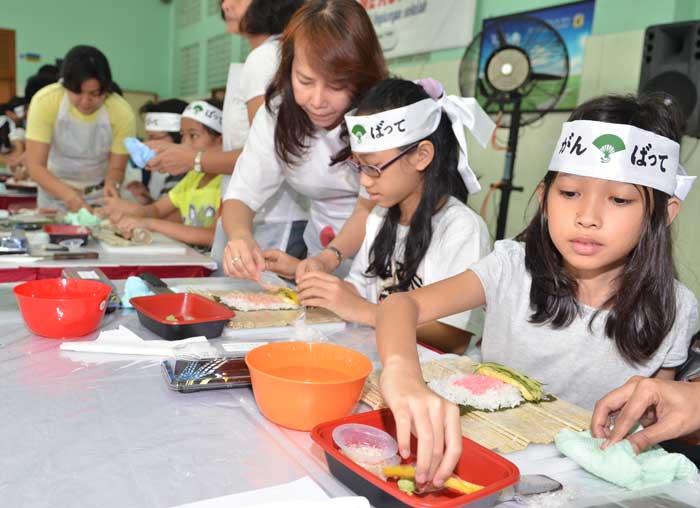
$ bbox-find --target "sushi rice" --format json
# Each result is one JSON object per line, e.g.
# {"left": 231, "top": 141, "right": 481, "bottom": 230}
{"left": 428, "top": 373, "right": 524, "bottom": 410}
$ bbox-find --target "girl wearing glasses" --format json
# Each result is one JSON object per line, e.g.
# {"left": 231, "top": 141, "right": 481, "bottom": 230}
{"left": 294, "top": 78, "right": 494, "bottom": 354}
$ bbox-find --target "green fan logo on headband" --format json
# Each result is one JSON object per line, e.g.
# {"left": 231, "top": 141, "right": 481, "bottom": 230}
{"left": 592, "top": 134, "right": 626, "bottom": 163}
{"left": 193, "top": 105, "right": 204, "bottom": 114}
{"left": 352, "top": 125, "right": 367, "bottom": 144}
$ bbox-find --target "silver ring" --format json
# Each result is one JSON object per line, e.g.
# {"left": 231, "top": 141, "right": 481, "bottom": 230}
{"left": 232, "top": 256, "right": 241, "bottom": 264}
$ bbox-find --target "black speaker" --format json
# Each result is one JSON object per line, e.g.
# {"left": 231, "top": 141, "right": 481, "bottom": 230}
{"left": 639, "top": 20, "right": 700, "bottom": 138}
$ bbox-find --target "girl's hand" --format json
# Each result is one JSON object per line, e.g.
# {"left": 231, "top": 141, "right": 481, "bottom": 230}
{"left": 223, "top": 235, "right": 265, "bottom": 280}
{"left": 263, "top": 249, "right": 300, "bottom": 279}
{"left": 296, "top": 271, "right": 371, "bottom": 323}
{"left": 295, "top": 249, "right": 338, "bottom": 282}
{"left": 97, "top": 196, "right": 135, "bottom": 217}
{"left": 145, "top": 141, "right": 195, "bottom": 176}
{"left": 380, "top": 362, "right": 463, "bottom": 489}
{"left": 115, "top": 216, "right": 147, "bottom": 239}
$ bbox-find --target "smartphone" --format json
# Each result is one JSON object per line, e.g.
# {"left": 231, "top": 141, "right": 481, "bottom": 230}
{"left": 161, "top": 357, "right": 251, "bottom": 393}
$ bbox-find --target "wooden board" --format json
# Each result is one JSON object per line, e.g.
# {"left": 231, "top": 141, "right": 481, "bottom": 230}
{"left": 361, "top": 356, "right": 591, "bottom": 453}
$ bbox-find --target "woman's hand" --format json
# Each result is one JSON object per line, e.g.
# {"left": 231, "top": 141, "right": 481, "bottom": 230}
{"left": 263, "top": 249, "right": 300, "bottom": 279}
{"left": 380, "top": 361, "right": 463, "bottom": 488}
{"left": 145, "top": 140, "right": 196, "bottom": 175}
{"left": 103, "top": 180, "right": 121, "bottom": 198}
{"left": 223, "top": 235, "right": 265, "bottom": 280}
{"left": 125, "top": 181, "right": 153, "bottom": 205}
{"left": 296, "top": 271, "right": 373, "bottom": 323}
{"left": 592, "top": 376, "right": 700, "bottom": 453}
{"left": 64, "top": 189, "right": 91, "bottom": 213}
{"left": 7, "top": 152, "right": 25, "bottom": 174}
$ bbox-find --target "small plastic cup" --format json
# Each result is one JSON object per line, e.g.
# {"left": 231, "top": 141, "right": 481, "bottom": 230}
{"left": 332, "top": 423, "right": 399, "bottom": 465}
{"left": 59, "top": 238, "right": 84, "bottom": 251}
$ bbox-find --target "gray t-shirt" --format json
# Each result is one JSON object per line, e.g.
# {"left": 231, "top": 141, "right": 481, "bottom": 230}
{"left": 471, "top": 240, "right": 698, "bottom": 410}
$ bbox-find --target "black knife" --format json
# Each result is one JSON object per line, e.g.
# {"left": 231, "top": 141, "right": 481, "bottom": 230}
{"left": 138, "top": 272, "right": 173, "bottom": 294}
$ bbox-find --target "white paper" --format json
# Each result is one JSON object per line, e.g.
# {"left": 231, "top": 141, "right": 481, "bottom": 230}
{"left": 171, "top": 477, "right": 369, "bottom": 508}
{"left": 60, "top": 325, "right": 207, "bottom": 357}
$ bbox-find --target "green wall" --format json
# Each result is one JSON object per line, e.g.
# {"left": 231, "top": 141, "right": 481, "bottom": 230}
{"left": 1, "top": 0, "right": 173, "bottom": 97}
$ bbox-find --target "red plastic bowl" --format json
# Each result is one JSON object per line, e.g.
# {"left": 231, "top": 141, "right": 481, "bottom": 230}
{"left": 13, "top": 278, "right": 112, "bottom": 338}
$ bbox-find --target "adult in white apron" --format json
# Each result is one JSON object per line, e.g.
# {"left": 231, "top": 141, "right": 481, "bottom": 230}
{"left": 39, "top": 93, "right": 112, "bottom": 209}
{"left": 25, "top": 45, "right": 134, "bottom": 212}
{"left": 222, "top": 0, "right": 388, "bottom": 283}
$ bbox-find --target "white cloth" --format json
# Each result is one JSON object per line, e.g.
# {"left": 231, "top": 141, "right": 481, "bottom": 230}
{"left": 40, "top": 93, "right": 112, "bottom": 208}
{"left": 549, "top": 120, "right": 696, "bottom": 200}
{"left": 213, "top": 37, "right": 306, "bottom": 263}
{"left": 226, "top": 106, "right": 359, "bottom": 256}
{"left": 346, "top": 197, "right": 491, "bottom": 331}
{"left": 470, "top": 240, "right": 698, "bottom": 410}
{"left": 59, "top": 325, "right": 207, "bottom": 357}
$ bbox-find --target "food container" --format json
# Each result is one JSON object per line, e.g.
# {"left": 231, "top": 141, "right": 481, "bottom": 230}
{"left": 311, "top": 409, "right": 520, "bottom": 508}
{"left": 245, "top": 341, "right": 373, "bottom": 431}
{"left": 332, "top": 423, "right": 399, "bottom": 465}
{"left": 130, "top": 292, "right": 235, "bottom": 341}
{"left": 43, "top": 225, "right": 91, "bottom": 246}
{"left": 13, "top": 278, "right": 112, "bottom": 338}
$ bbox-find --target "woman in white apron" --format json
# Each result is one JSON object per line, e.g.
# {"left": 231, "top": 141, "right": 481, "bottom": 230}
{"left": 222, "top": 0, "right": 387, "bottom": 281}
{"left": 25, "top": 45, "right": 134, "bottom": 211}
{"left": 145, "top": 0, "right": 307, "bottom": 270}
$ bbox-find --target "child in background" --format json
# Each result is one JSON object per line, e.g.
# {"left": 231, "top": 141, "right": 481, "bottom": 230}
{"left": 100, "top": 99, "right": 224, "bottom": 249}
{"left": 126, "top": 99, "right": 188, "bottom": 205}
{"left": 374, "top": 94, "right": 698, "bottom": 488}
{"left": 291, "top": 78, "right": 493, "bottom": 354}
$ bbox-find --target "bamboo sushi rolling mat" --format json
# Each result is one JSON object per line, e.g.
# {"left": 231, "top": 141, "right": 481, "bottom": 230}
{"left": 361, "top": 355, "right": 592, "bottom": 453}
{"left": 192, "top": 289, "right": 343, "bottom": 329}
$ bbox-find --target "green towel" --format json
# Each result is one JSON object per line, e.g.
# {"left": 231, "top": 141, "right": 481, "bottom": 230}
{"left": 555, "top": 429, "right": 698, "bottom": 490}
{"left": 64, "top": 208, "right": 102, "bottom": 227}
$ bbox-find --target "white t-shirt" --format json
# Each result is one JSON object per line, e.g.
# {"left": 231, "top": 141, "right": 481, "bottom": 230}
{"left": 471, "top": 240, "right": 698, "bottom": 409}
{"left": 347, "top": 197, "right": 491, "bottom": 331}
{"left": 217, "top": 35, "right": 307, "bottom": 256}
{"left": 226, "top": 105, "right": 360, "bottom": 256}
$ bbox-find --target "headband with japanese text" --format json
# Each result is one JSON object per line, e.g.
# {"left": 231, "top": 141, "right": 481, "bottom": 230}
{"left": 549, "top": 120, "right": 695, "bottom": 200}
{"left": 144, "top": 113, "right": 181, "bottom": 133}
{"left": 344, "top": 95, "right": 495, "bottom": 194}
{"left": 182, "top": 101, "right": 223, "bottom": 133}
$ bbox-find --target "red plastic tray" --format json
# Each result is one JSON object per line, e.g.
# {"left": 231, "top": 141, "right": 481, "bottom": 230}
{"left": 43, "top": 224, "right": 91, "bottom": 246}
{"left": 130, "top": 293, "right": 235, "bottom": 340}
{"left": 311, "top": 409, "right": 519, "bottom": 508}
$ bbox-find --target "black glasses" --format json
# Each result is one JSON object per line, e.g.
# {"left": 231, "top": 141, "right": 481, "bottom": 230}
{"left": 345, "top": 142, "right": 420, "bottom": 177}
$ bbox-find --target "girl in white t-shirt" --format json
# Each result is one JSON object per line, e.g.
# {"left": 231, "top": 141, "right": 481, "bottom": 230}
{"left": 295, "top": 79, "right": 493, "bottom": 354}
{"left": 373, "top": 94, "right": 698, "bottom": 489}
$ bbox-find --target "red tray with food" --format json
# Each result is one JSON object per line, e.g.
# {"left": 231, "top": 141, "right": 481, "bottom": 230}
{"left": 311, "top": 408, "right": 519, "bottom": 508}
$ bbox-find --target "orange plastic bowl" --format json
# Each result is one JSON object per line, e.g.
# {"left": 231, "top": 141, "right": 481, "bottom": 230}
{"left": 13, "top": 278, "right": 112, "bottom": 338}
{"left": 246, "top": 341, "right": 373, "bottom": 431}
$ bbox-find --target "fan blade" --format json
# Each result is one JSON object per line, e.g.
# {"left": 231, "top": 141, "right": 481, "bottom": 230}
{"left": 496, "top": 27, "right": 508, "bottom": 48}
{"left": 529, "top": 72, "right": 565, "bottom": 81}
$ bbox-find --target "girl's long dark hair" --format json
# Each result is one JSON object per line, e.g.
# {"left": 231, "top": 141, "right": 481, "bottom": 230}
{"left": 265, "top": 0, "right": 387, "bottom": 165}
{"left": 517, "top": 93, "right": 685, "bottom": 364}
{"left": 357, "top": 79, "right": 467, "bottom": 293}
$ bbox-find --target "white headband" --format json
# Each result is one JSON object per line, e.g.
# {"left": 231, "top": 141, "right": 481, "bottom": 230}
{"left": 13, "top": 105, "right": 25, "bottom": 118}
{"left": 345, "top": 96, "right": 495, "bottom": 194}
{"left": 145, "top": 113, "right": 181, "bottom": 133}
{"left": 549, "top": 120, "right": 696, "bottom": 200}
{"left": 182, "top": 101, "right": 222, "bottom": 133}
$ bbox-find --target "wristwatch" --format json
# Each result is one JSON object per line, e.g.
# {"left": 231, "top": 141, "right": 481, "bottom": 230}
{"left": 194, "top": 151, "right": 204, "bottom": 173}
